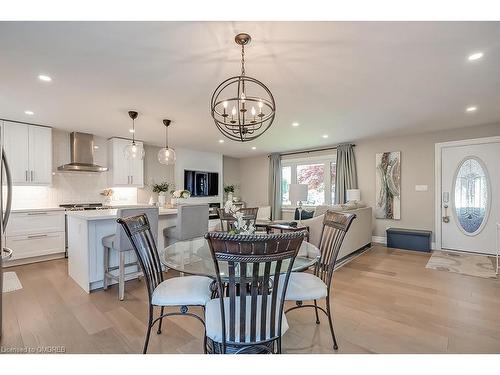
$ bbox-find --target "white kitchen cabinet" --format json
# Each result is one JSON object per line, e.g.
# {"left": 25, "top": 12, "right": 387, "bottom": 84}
{"left": 107, "top": 137, "right": 144, "bottom": 187}
{"left": 2, "top": 121, "right": 52, "bottom": 185}
{"left": 4, "top": 209, "right": 65, "bottom": 264}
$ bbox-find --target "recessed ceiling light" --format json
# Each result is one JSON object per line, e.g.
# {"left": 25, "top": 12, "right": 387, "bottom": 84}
{"left": 468, "top": 52, "right": 484, "bottom": 61}
{"left": 466, "top": 106, "right": 477, "bottom": 112}
{"left": 38, "top": 74, "right": 52, "bottom": 82}
{"left": 129, "top": 129, "right": 135, "bottom": 133}
{"left": 322, "top": 134, "right": 329, "bottom": 139}
{"left": 218, "top": 139, "right": 224, "bottom": 143}
{"left": 24, "top": 110, "right": 34, "bottom": 115}
{"left": 292, "top": 122, "right": 300, "bottom": 127}
{"left": 251, "top": 146, "right": 256, "bottom": 150}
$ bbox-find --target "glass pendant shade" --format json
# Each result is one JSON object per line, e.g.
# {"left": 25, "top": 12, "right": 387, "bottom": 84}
{"left": 158, "top": 147, "right": 176, "bottom": 165}
{"left": 124, "top": 110, "right": 144, "bottom": 160}
{"left": 124, "top": 142, "right": 145, "bottom": 160}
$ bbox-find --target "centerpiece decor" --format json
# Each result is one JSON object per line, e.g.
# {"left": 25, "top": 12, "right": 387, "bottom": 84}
{"left": 100, "top": 189, "right": 113, "bottom": 205}
{"left": 224, "top": 184, "right": 236, "bottom": 202}
{"left": 152, "top": 181, "right": 170, "bottom": 207}
{"left": 171, "top": 189, "right": 191, "bottom": 206}
{"left": 210, "top": 33, "right": 276, "bottom": 142}
{"left": 224, "top": 200, "right": 255, "bottom": 235}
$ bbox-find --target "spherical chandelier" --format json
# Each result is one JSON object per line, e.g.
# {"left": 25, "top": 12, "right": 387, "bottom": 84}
{"left": 157, "top": 119, "right": 176, "bottom": 165}
{"left": 124, "top": 111, "right": 145, "bottom": 160}
{"left": 210, "top": 33, "right": 276, "bottom": 142}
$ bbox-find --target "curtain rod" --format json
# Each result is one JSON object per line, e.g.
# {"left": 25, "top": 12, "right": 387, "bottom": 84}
{"left": 269, "top": 144, "right": 355, "bottom": 158}
{"left": 0, "top": 118, "right": 51, "bottom": 128}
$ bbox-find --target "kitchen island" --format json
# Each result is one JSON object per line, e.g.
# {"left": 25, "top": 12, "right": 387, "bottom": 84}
{"left": 66, "top": 207, "right": 178, "bottom": 293}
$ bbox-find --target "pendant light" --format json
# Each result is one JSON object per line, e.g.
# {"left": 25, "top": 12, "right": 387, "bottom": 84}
{"left": 124, "top": 110, "right": 145, "bottom": 160}
{"left": 157, "top": 119, "right": 176, "bottom": 165}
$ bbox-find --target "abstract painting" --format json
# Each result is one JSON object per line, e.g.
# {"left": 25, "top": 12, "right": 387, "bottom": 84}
{"left": 375, "top": 151, "right": 401, "bottom": 219}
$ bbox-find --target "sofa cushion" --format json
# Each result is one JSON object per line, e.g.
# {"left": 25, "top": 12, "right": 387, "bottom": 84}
{"left": 294, "top": 208, "right": 314, "bottom": 220}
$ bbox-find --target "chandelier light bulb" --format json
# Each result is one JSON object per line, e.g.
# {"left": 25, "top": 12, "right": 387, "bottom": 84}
{"left": 251, "top": 106, "right": 256, "bottom": 116}
{"left": 240, "top": 92, "right": 246, "bottom": 103}
{"left": 223, "top": 101, "right": 228, "bottom": 109}
{"left": 231, "top": 106, "right": 237, "bottom": 116}
{"left": 258, "top": 100, "right": 263, "bottom": 109}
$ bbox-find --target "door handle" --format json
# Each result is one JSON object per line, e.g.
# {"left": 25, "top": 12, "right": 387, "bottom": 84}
{"left": 2, "top": 247, "right": 13, "bottom": 260}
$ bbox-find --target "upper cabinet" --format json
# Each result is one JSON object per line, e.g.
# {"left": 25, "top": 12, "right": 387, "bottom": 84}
{"left": 2, "top": 121, "right": 52, "bottom": 185}
{"left": 107, "top": 137, "right": 144, "bottom": 187}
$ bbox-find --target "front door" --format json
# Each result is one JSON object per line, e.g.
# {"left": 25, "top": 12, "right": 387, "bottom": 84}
{"left": 440, "top": 138, "right": 500, "bottom": 254}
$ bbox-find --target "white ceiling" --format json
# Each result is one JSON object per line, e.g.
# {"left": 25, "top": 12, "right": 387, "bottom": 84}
{"left": 1, "top": 21, "right": 500, "bottom": 158}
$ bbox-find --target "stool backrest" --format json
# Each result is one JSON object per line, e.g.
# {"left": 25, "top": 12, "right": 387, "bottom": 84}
{"left": 176, "top": 204, "right": 209, "bottom": 240}
{"left": 117, "top": 214, "right": 163, "bottom": 299}
{"left": 114, "top": 207, "right": 159, "bottom": 251}
{"left": 205, "top": 231, "right": 304, "bottom": 352}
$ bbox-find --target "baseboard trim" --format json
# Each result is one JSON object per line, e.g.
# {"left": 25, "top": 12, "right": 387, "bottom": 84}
{"left": 3, "top": 252, "right": 66, "bottom": 268}
{"left": 371, "top": 235, "right": 437, "bottom": 250}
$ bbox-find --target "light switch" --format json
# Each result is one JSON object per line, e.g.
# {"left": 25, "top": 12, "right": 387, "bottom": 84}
{"left": 415, "top": 185, "right": 428, "bottom": 192}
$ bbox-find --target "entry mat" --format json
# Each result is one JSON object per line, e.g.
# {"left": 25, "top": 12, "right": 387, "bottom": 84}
{"left": 426, "top": 250, "right": 497, "bottom": 280}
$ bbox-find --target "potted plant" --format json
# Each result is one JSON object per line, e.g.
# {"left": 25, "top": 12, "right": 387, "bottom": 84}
{"left": 224, "top": 184, "right": 236, "bottom": 202}
{"left": 152, "top": 181, "right": 170, "bottom": 207}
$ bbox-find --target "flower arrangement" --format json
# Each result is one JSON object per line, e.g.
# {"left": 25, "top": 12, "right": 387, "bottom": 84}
{"left": 224, "top": 200, "right": 255, "bottom": 235}
{"left": 151, "top": 181, "right": 170, "bottom": 195}
{"left": 100, "top": 189, "right": 113, "bottom": 197}
{"left": 172, "top": 189, "right": 191, "bottom": 199}
{"left": 224, "top": 184, "right": 235, "bottom": 194}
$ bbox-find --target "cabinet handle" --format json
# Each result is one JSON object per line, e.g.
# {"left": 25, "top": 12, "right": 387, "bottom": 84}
{"left": 27, "top": 234, "right": 48, "bottom": 239}
{"left": 25, "top": 170, "right": 28, "bottom": 181}
{"left": 31, "top": 170, "right": 34, "bottom": 181}
{"left": 131, "top": 175, "right": 133, "bottom": 184}
{"left": 27, "top": 212, "right": 48, "bottom": 215}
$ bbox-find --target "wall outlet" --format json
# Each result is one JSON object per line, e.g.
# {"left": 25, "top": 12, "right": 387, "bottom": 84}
{"left": 415, "top": 185, "right": 428, "bottom": 192}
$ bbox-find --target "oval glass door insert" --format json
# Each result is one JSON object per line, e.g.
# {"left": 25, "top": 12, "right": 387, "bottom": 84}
{"left": 453, "top": 157, "right": 490, "bottom": 235}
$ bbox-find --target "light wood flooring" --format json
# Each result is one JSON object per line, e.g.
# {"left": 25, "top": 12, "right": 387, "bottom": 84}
{"left": 1, "top": 245, "right": 500, "bottom": 353}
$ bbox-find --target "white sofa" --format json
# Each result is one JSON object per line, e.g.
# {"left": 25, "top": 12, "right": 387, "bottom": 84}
{"left": 301, "top": 204, "right": 372, "bottom": 262}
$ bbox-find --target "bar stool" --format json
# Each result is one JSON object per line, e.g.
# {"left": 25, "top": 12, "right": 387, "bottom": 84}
{"left": 103, "top": 207, "right": 159, "bottom": 300}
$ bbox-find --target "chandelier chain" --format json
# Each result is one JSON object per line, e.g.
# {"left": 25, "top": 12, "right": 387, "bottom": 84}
{"left": 241, "top": 44, "right": 245, "bottom": 76}
{"left": 132, "top": 118, "right": 136, "bottom": 144}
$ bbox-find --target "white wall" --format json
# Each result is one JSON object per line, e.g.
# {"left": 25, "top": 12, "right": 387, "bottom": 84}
{"left": 223, "top": 156, "right": 241, "bottom": 199}
{"left": 137, "top": 144, "right": 175, "bottom": 204}
{"left": 173, "top": 147, "right": 223, "bottom": 205}
{"left": 239, "top": 155, "right": 269, "bottom": 207}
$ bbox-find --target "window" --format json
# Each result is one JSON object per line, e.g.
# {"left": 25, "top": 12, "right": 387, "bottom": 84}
{"left": 281, "top": 154, "right": 337, "bottom": 207}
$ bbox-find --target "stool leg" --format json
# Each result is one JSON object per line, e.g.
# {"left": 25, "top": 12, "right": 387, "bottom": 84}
{"left": 103, "top": 246, "right": 109, "bottom": 290}
{"left": 119, "top": 251, "right": 125, "bottom": 301}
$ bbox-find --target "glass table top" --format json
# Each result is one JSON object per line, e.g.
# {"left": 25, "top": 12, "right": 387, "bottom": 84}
{"left": 160, "top": 237, "right": 320, "bottom": 278}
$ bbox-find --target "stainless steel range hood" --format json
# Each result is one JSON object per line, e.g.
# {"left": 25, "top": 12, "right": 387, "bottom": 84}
{"left": 57, "top": 132, "right": 108, "bottom": 172}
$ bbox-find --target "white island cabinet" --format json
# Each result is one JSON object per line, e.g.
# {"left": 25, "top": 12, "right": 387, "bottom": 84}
{"left": 67, "top": 208, "right": 177, "bottom": 293}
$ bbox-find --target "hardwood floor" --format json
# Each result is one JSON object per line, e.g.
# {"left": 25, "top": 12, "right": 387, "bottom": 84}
{"left": 2, "top": 245, "right": 500, "bottom": 353}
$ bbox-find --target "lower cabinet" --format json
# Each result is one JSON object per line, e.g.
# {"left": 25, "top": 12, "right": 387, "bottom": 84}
{"left": 4, "top": 209, "right": 65, "bottom": 264}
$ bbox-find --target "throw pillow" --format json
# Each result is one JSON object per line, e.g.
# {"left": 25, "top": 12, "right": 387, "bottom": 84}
{"left": 294, "top": 208, "right": 314, "bottom": 220}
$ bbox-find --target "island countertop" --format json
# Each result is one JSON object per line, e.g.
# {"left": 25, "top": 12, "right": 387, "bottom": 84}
{"left": 65, "top": 207, "right": 178, "bottom": 221}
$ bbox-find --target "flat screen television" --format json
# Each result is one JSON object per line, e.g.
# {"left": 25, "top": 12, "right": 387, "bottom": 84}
{"left": 184, "top": 170, "right": 219, "bottom": 197}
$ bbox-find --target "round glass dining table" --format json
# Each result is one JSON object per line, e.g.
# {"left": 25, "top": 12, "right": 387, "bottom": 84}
{"left": 160, "top": 237, "right": 320, "bottom": 279}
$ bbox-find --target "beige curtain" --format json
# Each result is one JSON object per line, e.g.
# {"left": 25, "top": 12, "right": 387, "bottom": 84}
{"left": 335, "top": 144, "right": 358, "bottom": 204}
{"left": 268, "top": 153, "right": 282, "bottom": 220}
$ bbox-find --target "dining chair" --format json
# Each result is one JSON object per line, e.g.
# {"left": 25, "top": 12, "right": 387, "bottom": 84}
{"left": 216, "top": 208, "right": 236, "bottom": 232}
{"left": 204, "top": 231, "right": 305, "bottom": 354}
{"left": 163, "top": 204, "right": 209, "bottom": 246}
{"left": 237, "top": 207, "right": 259, "bottom": 227}
{"left": 281, "top": 210, "right": 356, "bottom": 350}
{"left": 103, "top": 207, "right": 158, "bottom": 301}
{"left": 117, "top": 214, "right": 213, "bottom": 354}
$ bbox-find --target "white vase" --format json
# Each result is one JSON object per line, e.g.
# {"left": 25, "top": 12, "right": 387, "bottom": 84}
{"left": 227, "top": 192, "right": 233, "bottom": 203}
{"left": 158, "top": 193, "right": 166, "bottom": 207}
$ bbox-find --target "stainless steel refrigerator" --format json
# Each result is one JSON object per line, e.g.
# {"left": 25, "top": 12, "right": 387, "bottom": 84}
{"left": 0, "top": 120, "right": 13, "bottom": 339}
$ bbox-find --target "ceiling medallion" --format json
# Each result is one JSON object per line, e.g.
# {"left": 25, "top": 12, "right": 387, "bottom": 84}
{"left": 210, "top": 33, "right": 276, "bottom": 142}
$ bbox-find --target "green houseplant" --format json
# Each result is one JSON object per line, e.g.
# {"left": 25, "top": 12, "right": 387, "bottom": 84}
{"left": 151, "top": 181, "right": 170, "bottom": 207}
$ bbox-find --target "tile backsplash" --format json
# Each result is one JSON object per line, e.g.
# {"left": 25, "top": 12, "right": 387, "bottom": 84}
{"left": 10, "top": 173, "right": 138, "bottom": 209}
